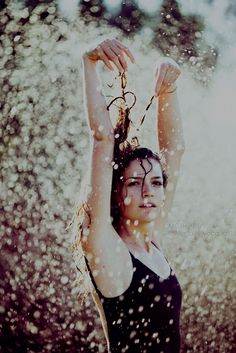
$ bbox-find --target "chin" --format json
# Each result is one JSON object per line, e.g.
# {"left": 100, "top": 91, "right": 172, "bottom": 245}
{"left": 143, "top": 211, "right": 160, "bottom": 223}
{"left": 141, "top": 214, "right": 159, "bottom": 223}
{"left": 126, "top": 209, "right": 160, "bottom": 224}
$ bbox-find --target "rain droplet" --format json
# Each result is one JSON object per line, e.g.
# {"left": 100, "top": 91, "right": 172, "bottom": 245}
{"left": 61, "top": 275, "right": 69, "bottom": 285}
{"left": 154, "top": 295, "right": 161, "bottom": 302}
{"left": 167, "top": 295, "right": 172, "bottom": 302}
{"left": 33, "top": 310, "right": 41, "bottom": 319}
{"left": 129, "top": 330, "right": 136, "bottom": 339}
{"left": 148, "top": 283, "right": 154, "bottom": 290}
{"left": 124, "top": 197, "right": 131, "bottom": 205}
{"left": 95, "top": 256, "right": 100, "bottom": 264}
{"left": 92, "top": 270, "right": 99, "bottom": 277}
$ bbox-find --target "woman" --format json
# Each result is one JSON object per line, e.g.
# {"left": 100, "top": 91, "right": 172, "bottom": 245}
{"left": 76, "top": 38, "right": 185, "bottom": 353}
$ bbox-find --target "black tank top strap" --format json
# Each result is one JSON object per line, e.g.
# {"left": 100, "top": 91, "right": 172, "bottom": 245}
{"left": 84, "top": 255, "right": 104, "bottom": 297}
{"left": 151, "top": 240, "right": 161, "bottom": 251}
{"left": 151, "top": 240, "right": 173, "bottom": 274}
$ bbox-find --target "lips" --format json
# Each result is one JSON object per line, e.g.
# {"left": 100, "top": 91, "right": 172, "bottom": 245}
{"left": 139, "top": 203, "right": 156, "bottom": 208}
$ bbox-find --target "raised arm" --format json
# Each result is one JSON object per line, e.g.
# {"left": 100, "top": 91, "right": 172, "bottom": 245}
{"left": 83, "top": 39, "right": 135, "bottom": 141}
{"left": 153, "top": 58, "right": 185, "bottom": 230}
{"left": 82, "top": 52, "right": 113, "bottom": 141}
{"left": 82, "top": 39, "right": 135, "bottom": 228}
{"left": 81, "top": 39, "right": 137, "bottom": 301}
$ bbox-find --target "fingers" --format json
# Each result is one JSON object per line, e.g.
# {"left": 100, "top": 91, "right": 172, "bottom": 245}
{"left": 108, "top": 44, "right": 128, "bottom": 71}
{"left": 155, "top": 61, "right": 181, "bottom": 96}
{"left": 93, "top": 38, "right": 135, "bottom": 73}
{"left": 112, "top": 39, "right": 136, "bottom": 64}
{"left": 100, "top": 42, "right": 125, "bottom": 73}
{"left": 162, "top": 68, "right": 179, "bottom": 89}
{"left": 96, "top": 45, "right": 114, "bottom": 71}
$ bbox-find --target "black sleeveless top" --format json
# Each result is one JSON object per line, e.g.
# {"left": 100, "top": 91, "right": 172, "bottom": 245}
{"left": 84, "top": 245, "right": 182, "bottom": 353}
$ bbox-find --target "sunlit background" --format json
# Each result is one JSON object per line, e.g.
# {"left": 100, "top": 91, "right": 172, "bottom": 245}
{"left": 0, "top": 0, "right": 235, "bottom": 352}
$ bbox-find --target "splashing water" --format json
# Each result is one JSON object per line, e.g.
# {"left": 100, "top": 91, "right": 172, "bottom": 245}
{"left": 0, "top": 0, "right": 235, "bottom": 352}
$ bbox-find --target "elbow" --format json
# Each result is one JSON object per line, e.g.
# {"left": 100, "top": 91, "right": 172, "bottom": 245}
{"left": 176, "top": 141, "right": 185, "bottom": 154}
{"left": 92, "top": 128, "right": 115, "bottom": 143}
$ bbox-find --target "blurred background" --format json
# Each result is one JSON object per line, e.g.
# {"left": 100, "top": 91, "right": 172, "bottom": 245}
{"left": 0, "top": 0, "right": 235, "bottom": 352}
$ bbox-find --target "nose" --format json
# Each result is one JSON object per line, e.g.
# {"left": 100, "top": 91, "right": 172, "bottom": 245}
{"left": 141, "top": 183, "right": 154, "bottom": 197}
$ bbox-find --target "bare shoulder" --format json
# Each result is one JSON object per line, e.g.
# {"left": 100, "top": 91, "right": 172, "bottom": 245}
{"left": 81, "top": 224, "right": 133, "bottom": 298}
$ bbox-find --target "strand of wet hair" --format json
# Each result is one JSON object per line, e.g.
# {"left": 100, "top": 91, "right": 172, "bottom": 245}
{"left": 137, "top": 95, "right": 155, "bottom": 130}
{"left": 105, "top": 72, "right": 156, "bottom": 146}
{"left": 106, "top": 72, "right": 136, "bottom": 111}
{"left": 139, "top": 158, "right": 153, "bottom": 195}
{"left": 106, "top": 72, "right": 137, "bottom": 151}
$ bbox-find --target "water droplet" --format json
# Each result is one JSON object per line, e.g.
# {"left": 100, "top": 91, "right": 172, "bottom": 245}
{"left": 154, "top": 295, "right": 161, "bottom": 302}
{"left": 124, "top": 197, "right": 131, "bottom": 205}
{"left": 129, "top": 330, "right": 136, "bottom": 339}
{"left": 61, "top": 276, "right": 69, "bottom": 285}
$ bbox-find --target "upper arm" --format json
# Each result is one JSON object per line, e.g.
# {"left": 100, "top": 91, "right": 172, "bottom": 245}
{"left": 81, "top": 135, "right": 126, "bottom": 254}
{"left": 156, "top": 150, "right": 184, "bottom": 231}
{"left": 86, "top": 136, "right": 115, "bottom": 230}
{"left": 80, "top": 137, "right": 133, "bottom": 297}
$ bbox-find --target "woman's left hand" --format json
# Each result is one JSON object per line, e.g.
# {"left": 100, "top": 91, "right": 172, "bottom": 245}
{"left": 153, "top": 57, "right": 181, "bottom": 97}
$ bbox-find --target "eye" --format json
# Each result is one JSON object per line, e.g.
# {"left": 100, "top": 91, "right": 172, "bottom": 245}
{"left": 127, "top": 181, "right": 140, "bottom": 187}
{"left": 152, "top": 181, "right": 163, "bottom": 186}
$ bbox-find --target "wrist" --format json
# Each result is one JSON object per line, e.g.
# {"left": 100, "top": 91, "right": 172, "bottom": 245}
{"left": 159, "top": 84, "right": 177, "bottom": 97}
{"left": 166, "top": 85, "right": 177, "bottom": 94}
{"left": 82, "top": 52, "right": 96, "bottom": 65}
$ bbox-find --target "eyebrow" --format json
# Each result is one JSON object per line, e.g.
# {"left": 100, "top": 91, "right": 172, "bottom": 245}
{"left": 125, "top": 176, "right": 162, "bottom": 180}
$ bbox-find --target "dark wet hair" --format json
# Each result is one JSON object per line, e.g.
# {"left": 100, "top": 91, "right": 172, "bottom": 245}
{"left": 108, "top": 73, "right": 168, "bottom": 229}
{"left": 111, "top": 146, "right": 168, "bottom": 229}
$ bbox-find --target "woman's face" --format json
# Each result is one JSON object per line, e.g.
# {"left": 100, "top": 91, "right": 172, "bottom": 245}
{"left": 117, "top": 158, "right": 165, "bottom": 224}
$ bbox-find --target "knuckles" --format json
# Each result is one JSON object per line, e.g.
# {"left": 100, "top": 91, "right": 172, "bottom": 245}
{"left": 157, "top": 57, "right": 180, "bottom": 72}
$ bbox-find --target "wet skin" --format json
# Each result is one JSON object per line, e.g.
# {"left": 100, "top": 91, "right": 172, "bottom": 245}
{"left": 118, "top": 158, "right": 165, "bottom": 225}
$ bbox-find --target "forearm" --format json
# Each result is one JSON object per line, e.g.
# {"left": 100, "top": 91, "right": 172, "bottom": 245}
{"left": 158, "top": 90, "right": 185, "bottom": 156}
{"left": 82, "top": 55, "right": 114, "bottom": 140}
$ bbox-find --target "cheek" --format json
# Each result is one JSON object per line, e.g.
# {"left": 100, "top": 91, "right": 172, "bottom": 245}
{"left": 123, "top": 188, "right": 140, "bottom": 204}
{"left": 160, "top": 188, "right": 165, "bottom": 202}
{"left": 119, "top": 188, "right": 139, "bottom": 211}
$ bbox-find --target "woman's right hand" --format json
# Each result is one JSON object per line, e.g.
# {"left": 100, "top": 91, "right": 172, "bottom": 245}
{"left": 83, "top": 38, "right": 136, "bottom": 73}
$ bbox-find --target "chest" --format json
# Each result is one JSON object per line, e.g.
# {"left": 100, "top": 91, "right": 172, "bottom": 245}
{"left": 130, "top": 249, "right": 171, "bottom": 279}
{"left": 102, "top": 258, "right": 182, "bottom": 327}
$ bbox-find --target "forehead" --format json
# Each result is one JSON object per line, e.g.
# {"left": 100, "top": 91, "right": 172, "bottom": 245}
{"left": 123, "top": 158, "right": 162, "bottom": 178}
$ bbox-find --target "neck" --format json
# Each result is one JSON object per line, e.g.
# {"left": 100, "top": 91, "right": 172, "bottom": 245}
{"left": 117, "top": 218, "right": 158, "bottom": 253}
